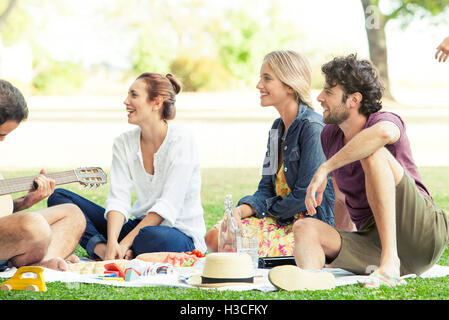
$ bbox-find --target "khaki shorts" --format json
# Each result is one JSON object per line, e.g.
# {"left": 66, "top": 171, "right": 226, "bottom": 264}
{"left": 329, "top": 172, "right": 449, "bottom": 276}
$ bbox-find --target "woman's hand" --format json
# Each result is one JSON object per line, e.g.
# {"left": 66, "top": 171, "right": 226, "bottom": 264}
{"left": 123, "top": 248, "right": 134, "bottom": 260}
{"left": 118, "top": 239, "right": 134, "bottom": 260}
{"left": 105, "top": 239, "right": 125, "bottom": 260}
{"left": 232, "top": 207, "right": 243, "bottom": 229}
{"left": 105, "top": 211, "right": 127, "bottom": 260}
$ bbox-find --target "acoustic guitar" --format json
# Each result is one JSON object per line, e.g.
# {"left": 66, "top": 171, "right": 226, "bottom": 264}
{"left": 0, "top": 167, "right": 107, "bottom": 218}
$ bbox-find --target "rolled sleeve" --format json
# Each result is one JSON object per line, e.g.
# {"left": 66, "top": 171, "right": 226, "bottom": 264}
{"left": 238, "top": 194, "right": 272, "bottom": 219}
{"left": 148, "top": 199, "right": 177, "bottom": 227}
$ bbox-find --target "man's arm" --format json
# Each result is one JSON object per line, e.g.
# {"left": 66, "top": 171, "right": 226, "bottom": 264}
{"left": 13, "top": 196, "right": 30, "bottom": 213}
{"left": 321, "top": 121, "right": 400, "bottom": 174}
{"left": 13, "top": 169, "right": 55, "bottom": 212}
{"left": 305, "top": 121, "right": 400, "bottom": 215}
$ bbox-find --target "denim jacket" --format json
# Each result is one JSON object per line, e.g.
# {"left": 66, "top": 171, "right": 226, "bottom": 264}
{"left": 238, "top": 103, "right": 335, "bottom": 226}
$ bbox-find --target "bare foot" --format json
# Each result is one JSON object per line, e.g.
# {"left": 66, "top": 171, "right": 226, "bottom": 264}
{"left": 378, "top": 256, "right": 401, "bottom": 279}
{"left": 35, "top": 257, "right": 69, "bottom": 271}
{"left": 65, "top": 254, "right": 80, "bottom": 264}
{"left": 124, "top": 249, "right": 134, "bottom": 260}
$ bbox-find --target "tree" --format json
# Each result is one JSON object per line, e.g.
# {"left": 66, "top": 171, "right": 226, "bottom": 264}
{"left": 128, "top": 0, "right": 302, "bottom": 90}
{"left": 361, "top": 0, "right": 447, "bottom": 100}
{"left": 0, "top": 0, "right": 17, "bottom": 27}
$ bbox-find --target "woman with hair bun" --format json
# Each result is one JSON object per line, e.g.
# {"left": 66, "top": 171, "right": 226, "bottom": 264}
{"left": 48, "top": 72, "right": 207, "bottom": 260}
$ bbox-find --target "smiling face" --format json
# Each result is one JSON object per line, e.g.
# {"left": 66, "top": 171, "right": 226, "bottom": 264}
{"left": 256, "top": 62, "right": 295, "bottom": 108}
{"left": 0, "top": 120, "right": 20, "bottom": 142}
{"left": 317, "top": 83, "right": 350, "bottom": 125}
{"left": 123, "top": 79, "right": 161, "bottom": 125}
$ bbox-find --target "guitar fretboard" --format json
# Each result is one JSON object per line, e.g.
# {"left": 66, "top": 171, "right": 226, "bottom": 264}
{"left": 0, "top": 170, "right": 78, "bottom": 195}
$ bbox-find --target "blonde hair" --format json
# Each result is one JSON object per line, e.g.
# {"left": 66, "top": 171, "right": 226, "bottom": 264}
{"left": 263, "top": 50, "right": 313, "bottom": 109}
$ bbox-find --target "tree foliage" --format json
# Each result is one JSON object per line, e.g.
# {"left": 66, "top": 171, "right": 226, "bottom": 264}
{"left": 129, "top": 0, "right": 302, "bottom": 90}
{"left": 0, "top": 0, "right": 33, "bottom": 46}
{"left": 380, "top": 0, "right": 448, "bottom": 21}
{"left": 361, "top": 0, "right": 447, "bottom": 99}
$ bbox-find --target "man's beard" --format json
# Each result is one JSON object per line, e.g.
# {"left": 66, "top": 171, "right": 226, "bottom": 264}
{"left": 323, "top": 102, "right": 350, "bottom": 125}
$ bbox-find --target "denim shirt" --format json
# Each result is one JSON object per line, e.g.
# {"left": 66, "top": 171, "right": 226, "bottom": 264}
{"left": 238, "top": 103, "right": 335, "bottom": 227}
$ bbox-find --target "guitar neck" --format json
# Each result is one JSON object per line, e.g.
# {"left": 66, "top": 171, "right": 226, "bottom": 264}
{"left": 0, "top": 170, "right": 78, "bottom": 195}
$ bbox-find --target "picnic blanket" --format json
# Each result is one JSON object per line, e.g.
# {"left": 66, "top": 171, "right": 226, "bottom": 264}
{"left": 1, "top": 260, "right": 449, "bottom": 291}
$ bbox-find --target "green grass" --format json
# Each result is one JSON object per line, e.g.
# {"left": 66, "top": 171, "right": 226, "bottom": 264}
{"left": 1, "top": 167, "right": 449, "bottom": 300}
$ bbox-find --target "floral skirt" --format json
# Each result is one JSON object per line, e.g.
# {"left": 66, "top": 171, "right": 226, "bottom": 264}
{"left": 243, "top": 213, "right": 306, "bottom": 257}
{"left": 215, "top": 213, "right": 306, "bottom": 257}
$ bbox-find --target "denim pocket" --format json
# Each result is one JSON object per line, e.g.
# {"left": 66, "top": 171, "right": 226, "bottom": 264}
{"left": 289, "top": 147, "right": 300, "bottom": 161}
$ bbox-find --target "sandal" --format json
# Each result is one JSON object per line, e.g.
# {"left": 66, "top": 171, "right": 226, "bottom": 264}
{"left": 268, "top": 265, "right": 336, "bottom": 291}
{"left": 362, "top": 269, "right": 407, "bottom": 289}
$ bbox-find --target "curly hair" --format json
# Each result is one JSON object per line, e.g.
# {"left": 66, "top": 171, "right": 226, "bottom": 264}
{"left": 321, "top": 54, "right": 383, "bottom": 117}
{"left": 0, "top": 79, "right": 28, "bottom": 125}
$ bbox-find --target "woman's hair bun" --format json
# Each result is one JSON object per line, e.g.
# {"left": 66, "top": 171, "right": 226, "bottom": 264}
{"left": 165, "top": 74, "right": 181, "bottom": 95}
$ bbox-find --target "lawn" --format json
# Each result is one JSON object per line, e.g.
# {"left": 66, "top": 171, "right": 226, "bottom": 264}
{"left": 1, "top": 166, "right": 449, "bottom": 302}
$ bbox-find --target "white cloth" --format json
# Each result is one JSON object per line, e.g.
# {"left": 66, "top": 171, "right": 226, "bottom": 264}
{"left": 105, "top": 124, "right": 206, "bottom": 252}
{"left": 1, "top": 264, "right": 449, "bottom": 291}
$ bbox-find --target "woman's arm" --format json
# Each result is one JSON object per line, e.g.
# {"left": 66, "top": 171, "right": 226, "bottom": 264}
{"left": 104, "top": 210, "right": 126, "bottom": 260}
{"left": 103, "top": 137, "right": 134, "bottom": 260}
{"left": 104, "top": 138, "right": 134, "bottom": 222}
{"left": 118, "top": 212, "right": 163, "bottom": 256}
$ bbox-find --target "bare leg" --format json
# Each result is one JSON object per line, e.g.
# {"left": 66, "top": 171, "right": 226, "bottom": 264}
{"left": 0, "top": 212, "right": 51, "bottom": 267}
{"left": 293, "top": 218, "right": 341, "bottom": 269}
{"left": 360, "top": 147, "right": 404, "bottom": 278}
{"left": 205, "top": 208, "right": 245, "bottom": 253}
{"left": 93, "top": 242, "right": 106, "bottom": 260}
{"left": 36, "top": 203, "right": 86, "bottom": 270}
{"left": 333, "top": 179, "right": 356, "bottom": 231}
{"left": 205, "top": 227, "right": 219, "bottom": 252}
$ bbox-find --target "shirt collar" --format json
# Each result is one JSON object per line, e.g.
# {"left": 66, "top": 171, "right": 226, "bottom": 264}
{"left": 280, "top": 103, "right": 308, "bottom": 141}
{"left": 134, "top": 124, "right": 171, "bottom": 160}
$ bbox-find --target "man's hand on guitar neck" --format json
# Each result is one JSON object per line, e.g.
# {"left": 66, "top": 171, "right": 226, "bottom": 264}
{"left": 13, "top": 169, "right": 56, "bottom": 212}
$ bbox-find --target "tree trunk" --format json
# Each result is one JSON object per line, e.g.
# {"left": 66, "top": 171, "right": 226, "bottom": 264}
{"left": 361, "top": 0, "right": 394, "bottom": 100}
{"left": 0, "top": 0, "right": 18, "bottom": 27}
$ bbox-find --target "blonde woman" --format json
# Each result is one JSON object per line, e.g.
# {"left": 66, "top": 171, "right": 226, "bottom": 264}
{"left": 205, "top": 50, "right": 335, "bottom": 257}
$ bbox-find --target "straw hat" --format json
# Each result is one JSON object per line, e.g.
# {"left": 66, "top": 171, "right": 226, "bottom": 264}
{"left": 268, "top": 265, "right": 336, "bottom": 291}
{"left": 187, "top": 252, "right": 259, "bottom": 288}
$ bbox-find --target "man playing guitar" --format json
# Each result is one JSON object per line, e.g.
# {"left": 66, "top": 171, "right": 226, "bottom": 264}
{"left": 0, "top": 79, "right": 86, "bottom": 271}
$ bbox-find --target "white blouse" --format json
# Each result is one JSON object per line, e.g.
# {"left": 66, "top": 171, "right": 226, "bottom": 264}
{"left": 104, "top": 124, "right": 206, "bottom": 252}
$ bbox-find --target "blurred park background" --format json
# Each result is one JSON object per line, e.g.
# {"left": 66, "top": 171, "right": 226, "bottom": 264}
{"left": 0, "top": 0, "right": 448, "bottom": 171}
